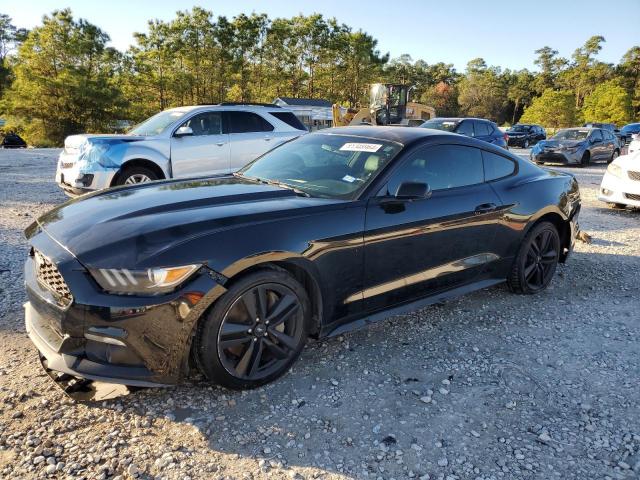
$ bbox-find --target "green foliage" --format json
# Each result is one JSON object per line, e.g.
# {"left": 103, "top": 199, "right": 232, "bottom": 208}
{"left": 520, "top": 89, "right": 576, "bottom": 128}
{"left": 0, "top": 8, "right": 638, "bottom": 144}
{"left": 581, "top": 80, "right": 633, "bottom": 125}
{"left": 1, "top": 10, "right": 124, "bottom": 146}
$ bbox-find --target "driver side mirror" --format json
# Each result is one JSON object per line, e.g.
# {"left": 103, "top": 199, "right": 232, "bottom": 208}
{"left": 394, "top": 181, "right": 432, "bottom": 200}
{"left": 174, "top": 126, "right": 193, "bottom": 138}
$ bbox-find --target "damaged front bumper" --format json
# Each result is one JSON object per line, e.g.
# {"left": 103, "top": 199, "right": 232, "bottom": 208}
{"left": 56, "top": 153, "right": 118, "bottom": 197}
{"left": 24, "top": 232, "right": 227, "bottom": 399}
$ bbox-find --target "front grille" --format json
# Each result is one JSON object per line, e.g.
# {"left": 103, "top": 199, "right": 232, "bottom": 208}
{"left": 628, "top": 171, "right": 640, "bottom": 181}
{"left": 33, "top": 250, "right": 73, "bottom": 307}
{"left": 624, "top": 193, "right": 640, "bottom": 201}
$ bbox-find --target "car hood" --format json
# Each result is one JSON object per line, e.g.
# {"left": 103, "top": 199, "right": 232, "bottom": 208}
{"left": 612, "top": 151, "right": 640, "bottom": 169}
{"left": 29, "top": 176, "right": 339, "bottom": 268}
{"left": 506, "top": 130, "right": 527, "bottom": 135}
{"left": 63, "top": 134, "right": 148, "bottom": 152}
{"left": 538, "top": 139, "right": 584, "bottom": 149}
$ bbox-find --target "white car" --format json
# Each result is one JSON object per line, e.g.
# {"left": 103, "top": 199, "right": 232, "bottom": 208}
{"left": 56, "top": 104, "right": 307, "bottom": 196}
{"left": 627, "top": 134, "right": 640, "bottom": 156}
{"left": 598, "top": 151, "right": 640, "bottom": 208}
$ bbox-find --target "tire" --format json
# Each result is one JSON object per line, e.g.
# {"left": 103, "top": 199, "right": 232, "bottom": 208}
{"left": 115, "top": 166, "right": 158, "bottom": 186}
{"left": 607, "top": 202, "right": 626, "bottom": 209}
{"left": 608, "top": 149, "right": 619, "bottom": 164}
{"left": 507, "top": 221, "right": 560, "bottom": 295}
{"left": 579, "top": 151, "right": 590, "bottom": 168}
{"left": 194, "top": 268, "right": 310, "bottom": 389}
{"left": 524, "top": 139, "right": 529, "bottom": 149}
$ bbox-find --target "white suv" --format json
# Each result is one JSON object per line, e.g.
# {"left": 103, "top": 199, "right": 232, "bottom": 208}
{"left": 56, "top": 104, "right": 307, "bottom": 196}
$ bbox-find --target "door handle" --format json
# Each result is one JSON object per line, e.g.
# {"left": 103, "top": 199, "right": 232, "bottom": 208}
{"left": 264, "top": 136, "right": 272, "bottom": 141}
{"left": 474, "top": 203, "right": 497, "bottom": 214}
{"left": 216, "top": 142, "right": 225, "bottom": 146}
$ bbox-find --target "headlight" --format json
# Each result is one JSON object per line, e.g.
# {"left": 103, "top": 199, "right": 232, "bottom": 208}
{"left": 89, "top": 264, "right": 200, "bottom": 295}
{"left": 564, "top": 145, "right": 581, "bottom": 153}
{"left": 607, "top": 163, "right": 623, "bottom": 178}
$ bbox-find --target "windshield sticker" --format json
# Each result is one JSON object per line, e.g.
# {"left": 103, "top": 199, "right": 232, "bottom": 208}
{"left": 342, "top": 175, "right": 356, "bottom": 183}
{"left": 339, "top": 142, "right": 382, "bottom": 152}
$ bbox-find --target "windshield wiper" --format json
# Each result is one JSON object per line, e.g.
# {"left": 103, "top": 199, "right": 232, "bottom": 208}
{"left": 234, "top": 173, "right": 310, "bottom": 197}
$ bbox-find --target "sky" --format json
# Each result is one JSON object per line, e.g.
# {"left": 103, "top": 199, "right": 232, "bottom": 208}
{"left": 3, "top": 0, "right": 640, "bottom": 72}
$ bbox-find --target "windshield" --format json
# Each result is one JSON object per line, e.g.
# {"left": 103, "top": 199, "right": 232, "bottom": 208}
{"left": 128, "top": 110, "right": 188, "bottom": 136}
{"left": 421, "top": 119, "right": 458, "bottom": 132}
{"left": 239, "top": 134, "right": 403, "bottom": 199}
{"left": 553, "top": 129, "right": 590, "bottom": 141}
{"left": 509, "top": 125, "right": 530, "bottom": 132}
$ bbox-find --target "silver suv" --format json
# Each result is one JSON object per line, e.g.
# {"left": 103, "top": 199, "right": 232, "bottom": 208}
{"left": 56, "top": 104, "right": 307, "bottom": 196}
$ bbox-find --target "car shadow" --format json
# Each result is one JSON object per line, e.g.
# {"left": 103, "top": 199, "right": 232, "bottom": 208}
{"left": 76, "top": 250, "right": 640, "bottom": 479}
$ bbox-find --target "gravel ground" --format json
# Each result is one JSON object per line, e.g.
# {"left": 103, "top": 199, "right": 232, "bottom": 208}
{"left": 0, "top": 148, "right": 638, "bottom": 480}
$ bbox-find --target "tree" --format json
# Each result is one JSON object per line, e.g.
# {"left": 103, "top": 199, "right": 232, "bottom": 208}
{"left": 420, "top": 81, "right": 459, "bottom": 116}
{"left": 457, "top": 59, "right": 509, "bottom": 122}
{"left": 519, "top": 89, "right": 576, "bottom": 128}
{"left": 618, "top": 46, "right": 640, "bottom": 119}
{"left": 533, "top": 46, "right": 566, "bottom": 94}
{"left": 507, "top": 69, "right": 535, "bottom": 124}
{"left": 581, "top": 80, "right": 632, "bottom": 125}
{"left": 2, "top": 9, "right": 124, "bottom": 146}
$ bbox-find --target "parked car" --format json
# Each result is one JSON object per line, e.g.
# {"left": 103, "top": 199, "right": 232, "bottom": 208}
{"left": 505, "top": 124, "right": 546, "bottom": 148}
{"left": 1, "top": 132, "right": 27, "bottom": 148}
{"left": 420, "top": 117, "right": 508, "bottom": 149}
{"left": 621, "top": 123, "right": 640, "bottom": 143}
{"left": 25, "top": 126, "right": 580, "bottom": 395}
{"left": 531, "top": 127, "right": 619, "bottom": 166}
{"left": 56, "top": 104, "right": 307, "bottom": 196}
{"left": 598, "top": 151, "right": 640, "bottom": 209}
{"left": 628, "top": 135, "right": 640, "bottom": 155}
{"left": 583, "top": 122, "right": 627, "bottom": 147}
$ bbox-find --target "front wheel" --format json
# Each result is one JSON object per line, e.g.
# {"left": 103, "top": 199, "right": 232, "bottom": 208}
{"left": 524, "top": 139, "right": 530, "bottom": 149}
{"left": 115, "top": 166, "right": 158, "bottom": 186}
{"left": 579, "top": 151, "right": 590, "bottom": 168}
{"left": 194, "top": 269, "right": 310, "bottom": 389}
{"left": 508, "top": 221, "right": 560, "bottom": 294}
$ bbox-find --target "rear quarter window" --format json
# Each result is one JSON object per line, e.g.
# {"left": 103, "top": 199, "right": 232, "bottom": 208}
{"left": 482, "top": 150, "right": 516, "bottom": 181}
{"left": 269, "top": 111, "right": 307, "bottom": 131}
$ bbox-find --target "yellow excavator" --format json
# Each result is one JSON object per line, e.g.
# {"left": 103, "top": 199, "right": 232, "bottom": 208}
{"left": 332, "top": 83, "right": 436, "bottom": 127}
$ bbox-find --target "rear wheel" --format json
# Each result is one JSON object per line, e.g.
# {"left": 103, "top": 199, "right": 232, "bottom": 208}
{"left": 115, "top": 166, "right": 158, "bottom": 186}
{"left": 194, "top": 269, "right": 310, "bottom": 389}
{"left": 524, "top": 139, "right": 530, "bottom": 149}
{"left": 608, "top": 149, "right": 619, "bottom": 164}
{"left": 508, "top": 221, "right": 560, "bottom": 294}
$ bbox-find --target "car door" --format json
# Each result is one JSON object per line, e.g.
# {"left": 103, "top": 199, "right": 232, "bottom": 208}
{"left": 588, "top": 129, "right": 604, "bottom": 161}
{"left": 227, "top": 111, "right": 278, "bottom": 170}
{"left": 362, "top": 143, "right": 503, "bottom": 313}
{"left": 170, "top": 111, "right": 230, "bottom": 177}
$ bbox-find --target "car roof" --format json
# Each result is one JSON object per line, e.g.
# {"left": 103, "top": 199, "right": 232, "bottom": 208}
{"left": 429, "top": 117, "right": 496, "bottom": 123}
{"left": 164, "top": 104, "right": 285, "bottom": 114}
{"left": 313, "top": 125, "right": 453, "bottom": 145}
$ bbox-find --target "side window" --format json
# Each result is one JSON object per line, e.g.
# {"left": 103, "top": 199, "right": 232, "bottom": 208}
{"left": 387, "top": 144, "right": 484, "bottom": 193}
{"left": 181, "top": 112, "right": 223, "bottom": 136}
{"left": 590, "top": 130, "right": 603, "bottom": 142}
{"left": 474, "top": 121, "right": 491, "bottom": 136}
{"left": 456, "top": 120, "right": 474, "bottom": 137}
{"left": 228, "top": 111, "right": 274, "bottom": 133}
{"left": 482, "top": 150, "right": 516, "bottom": 181}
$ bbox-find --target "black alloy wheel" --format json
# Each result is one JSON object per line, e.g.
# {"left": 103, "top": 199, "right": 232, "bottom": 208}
{"left": 194, "top": 269, "right": 309, "bottom": 389}
{"left": 508, "top": 221, "right": 560, "bottom": 294}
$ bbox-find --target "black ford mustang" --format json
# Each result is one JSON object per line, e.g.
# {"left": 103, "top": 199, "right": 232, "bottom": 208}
{"left": 24, "top": 127, "right": 580, "bottom": 396}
